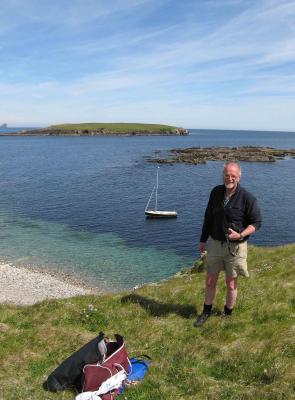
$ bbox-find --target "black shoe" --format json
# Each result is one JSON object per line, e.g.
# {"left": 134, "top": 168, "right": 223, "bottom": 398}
{"left": 193, "top": 313, "right": 210, "bottom": 327}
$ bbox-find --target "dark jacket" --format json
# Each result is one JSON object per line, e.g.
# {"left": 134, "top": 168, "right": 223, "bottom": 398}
{"left": 43, "top": 332, "right": 105, "bottom": 392}
{"left": 200, "top": 184, "right": 261, "bottom": 243}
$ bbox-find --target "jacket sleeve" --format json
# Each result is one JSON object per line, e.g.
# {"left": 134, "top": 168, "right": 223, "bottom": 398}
{"left": 200, "top": 189, "right": 215, "bottom": 242}
{"left": 246, "top": 195, "right": 262, "bottom": 231}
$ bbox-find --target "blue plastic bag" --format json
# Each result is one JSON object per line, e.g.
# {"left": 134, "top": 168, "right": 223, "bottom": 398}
{"left": 128, "top": 357, "right": 150, "bottom": 382}
{"left": 119, "top": 356, "right": 151, "bottom": 395}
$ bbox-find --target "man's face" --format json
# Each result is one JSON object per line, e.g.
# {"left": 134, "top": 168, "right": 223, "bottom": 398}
{"left": 223, "top": 165, "right": 240, "bottom": 190}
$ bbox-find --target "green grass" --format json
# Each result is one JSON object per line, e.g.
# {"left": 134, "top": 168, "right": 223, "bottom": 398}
{"left": 0, "top": 244, "right": 294, "bottom": 399}
{"left": 50, "top": 122, "right": 181, "bottom": 133}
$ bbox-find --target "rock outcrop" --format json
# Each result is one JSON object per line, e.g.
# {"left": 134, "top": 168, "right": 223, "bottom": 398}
{"left": 147, "top": 146, "right": 295, "bottom": 164}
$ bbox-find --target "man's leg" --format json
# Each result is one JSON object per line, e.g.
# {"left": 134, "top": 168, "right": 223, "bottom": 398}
{"left": 194, "top": 272, "right": 219, "bottom": 327}
{"left": 205, "top": 272, "right": 219, "bottom": 306}
{"left": 224, "top": 241, "right": 247, "bottom": 315}
{"left": 224, "top": 276, "right": 238, "bottom": 315}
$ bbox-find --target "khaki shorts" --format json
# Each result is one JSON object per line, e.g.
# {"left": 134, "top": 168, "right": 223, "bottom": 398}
{"left": 206, "top": 238, "right": 249, "bottom": 278}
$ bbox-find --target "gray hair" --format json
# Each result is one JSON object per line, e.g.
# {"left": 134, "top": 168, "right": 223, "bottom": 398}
{"left": 223, "top": 162, "right": 242, "bottom": 177}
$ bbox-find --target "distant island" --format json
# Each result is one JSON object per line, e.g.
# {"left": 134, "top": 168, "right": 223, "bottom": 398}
{"left": 17, "top": 123, "right": 189, "bottom": 136}
{"left": 0, "top": 123, "right": 7, "bottom": 128}
{"left": 148, "top": 146, "right": 295, "bottom": 164}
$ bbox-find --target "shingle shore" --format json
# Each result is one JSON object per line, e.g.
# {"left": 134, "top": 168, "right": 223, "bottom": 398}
{"left": 0, "top": 262, "right": 98, "bottom": 305}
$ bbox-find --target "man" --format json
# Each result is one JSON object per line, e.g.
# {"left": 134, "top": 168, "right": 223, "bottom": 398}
{"left": 194, "top": 162, "right": 261, "bottom": 327}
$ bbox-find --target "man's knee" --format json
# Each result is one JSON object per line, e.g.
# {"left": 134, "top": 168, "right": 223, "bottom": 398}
{"left": 206, "top": 272, "right": 219, "bottom": 288}
{"left": 226, "top": 276, "right": 237, "bottom": 291}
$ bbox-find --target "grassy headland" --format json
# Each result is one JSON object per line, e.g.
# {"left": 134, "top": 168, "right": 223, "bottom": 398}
{"left": 18, "top": 123, "right": 189, "bottom": 136}
{"left": 0, "top": 244, "right": 294, "bottom": 399}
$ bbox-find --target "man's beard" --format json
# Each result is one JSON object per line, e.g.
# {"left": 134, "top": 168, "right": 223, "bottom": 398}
{"left": 225, "top": 183, "right": 236, "bottom": 189}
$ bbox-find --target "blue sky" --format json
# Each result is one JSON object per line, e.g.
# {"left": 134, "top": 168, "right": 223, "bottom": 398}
{"left": 1, "top": 0, "right": 295, "bottom": 131}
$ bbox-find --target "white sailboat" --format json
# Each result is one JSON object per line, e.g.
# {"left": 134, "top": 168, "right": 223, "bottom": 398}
{"left": 145, "top": 167, "right": 178, "bottom": 218}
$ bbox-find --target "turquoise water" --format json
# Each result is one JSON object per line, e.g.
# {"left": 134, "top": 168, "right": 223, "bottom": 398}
{"left": 0, "top": 209, "right": 190, "bottom": 290}
{"left": 0, "top": 129, "right": 295, "bottom": 290}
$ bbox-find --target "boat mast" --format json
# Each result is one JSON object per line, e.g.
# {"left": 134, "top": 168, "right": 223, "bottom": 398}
{"left": 145, "top": 185, "right": 155, "bottom": 211}
{"left": 155, "top": 166, "right": 159, "bottom": 211}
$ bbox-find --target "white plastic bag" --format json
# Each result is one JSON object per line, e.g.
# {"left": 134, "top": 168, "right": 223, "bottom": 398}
{"left": 75, "top": 370, "right": 127, "bottom": 400}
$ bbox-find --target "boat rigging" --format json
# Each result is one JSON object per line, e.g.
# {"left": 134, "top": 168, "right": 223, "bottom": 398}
{"left": 145, "top": 167, "right": 178, "bottom": 218}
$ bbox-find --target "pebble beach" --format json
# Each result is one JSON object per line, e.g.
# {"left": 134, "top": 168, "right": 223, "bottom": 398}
{"left": 0, "top": 262, "right": 97, "bottom": 305}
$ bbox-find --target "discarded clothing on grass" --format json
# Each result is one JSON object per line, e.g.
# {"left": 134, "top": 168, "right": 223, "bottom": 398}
{"left": 43, "top": 332, "right": 151, "bottom": 400}
{"left": 43, "top": 332, "right": 105, "bottom": 393}
{"left": 43, "top": 332, "right": 129, "bottom": 398}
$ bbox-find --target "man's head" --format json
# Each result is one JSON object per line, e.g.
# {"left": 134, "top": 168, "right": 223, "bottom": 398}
{"left": 223, "top": 162, "right": 241, "bottom": 191}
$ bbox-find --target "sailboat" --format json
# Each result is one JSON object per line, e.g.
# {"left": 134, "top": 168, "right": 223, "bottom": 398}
{"left": 145, "top": 167, "right": 178, "bottom": 218}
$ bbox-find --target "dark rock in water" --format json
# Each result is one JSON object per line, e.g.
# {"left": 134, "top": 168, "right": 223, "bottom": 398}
{"left": 175, "top": 128, "right": 189, "bottom": 135}
{"left": 147, "top": 146, "right": 295, "bottom": 164}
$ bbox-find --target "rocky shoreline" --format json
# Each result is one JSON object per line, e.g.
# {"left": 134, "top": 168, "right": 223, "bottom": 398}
{"left": 5, "top": 127, "right": 189, "bottom": 136}
{"left": 147, "top": 146, "right": 295, "bottom": 164}
{"left": 0, "top": 262, "right": 100, "bottom": 305}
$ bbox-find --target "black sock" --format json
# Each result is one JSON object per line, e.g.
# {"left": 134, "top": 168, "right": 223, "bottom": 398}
{"left": 203, "top": 303, "right": 212, "bottom": 315}
{"left": 224, "top": 305, "right": 233, "bottom": 315}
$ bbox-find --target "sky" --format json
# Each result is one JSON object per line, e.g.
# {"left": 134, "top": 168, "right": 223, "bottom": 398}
{"left": 1, "top": 0, "right": 295, "bottom": 131}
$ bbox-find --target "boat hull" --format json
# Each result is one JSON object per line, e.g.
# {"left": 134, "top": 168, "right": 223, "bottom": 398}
{"left": 145, "top": 210, "right": 178, "bottom": 218}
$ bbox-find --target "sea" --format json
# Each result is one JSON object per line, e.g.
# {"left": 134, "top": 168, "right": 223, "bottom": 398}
{"left": 0, "top": 127, "right": 295, "bottom": 291}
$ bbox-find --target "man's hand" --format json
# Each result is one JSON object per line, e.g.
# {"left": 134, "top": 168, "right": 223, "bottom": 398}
{"left": 199, "top": 242, "right": 206, "bottom": 253}
{"left": 227, "top": 228, "right": 240, "bottom": 241}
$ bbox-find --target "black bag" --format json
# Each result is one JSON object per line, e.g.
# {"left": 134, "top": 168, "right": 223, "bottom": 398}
{"left": 43, "top": 332, "right": 105, "bottom": 393}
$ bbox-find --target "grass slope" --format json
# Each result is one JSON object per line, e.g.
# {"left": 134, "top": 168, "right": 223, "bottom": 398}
{"left": 0, "top": 245, "right": 294, "bottom": 399}
{"left": 50, "top": 123, "right": 180, "bottom": 133}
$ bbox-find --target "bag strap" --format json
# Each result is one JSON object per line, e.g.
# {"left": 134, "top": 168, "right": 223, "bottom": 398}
{"left": 131, "top": 354, "right": 152, "bottom": 361}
